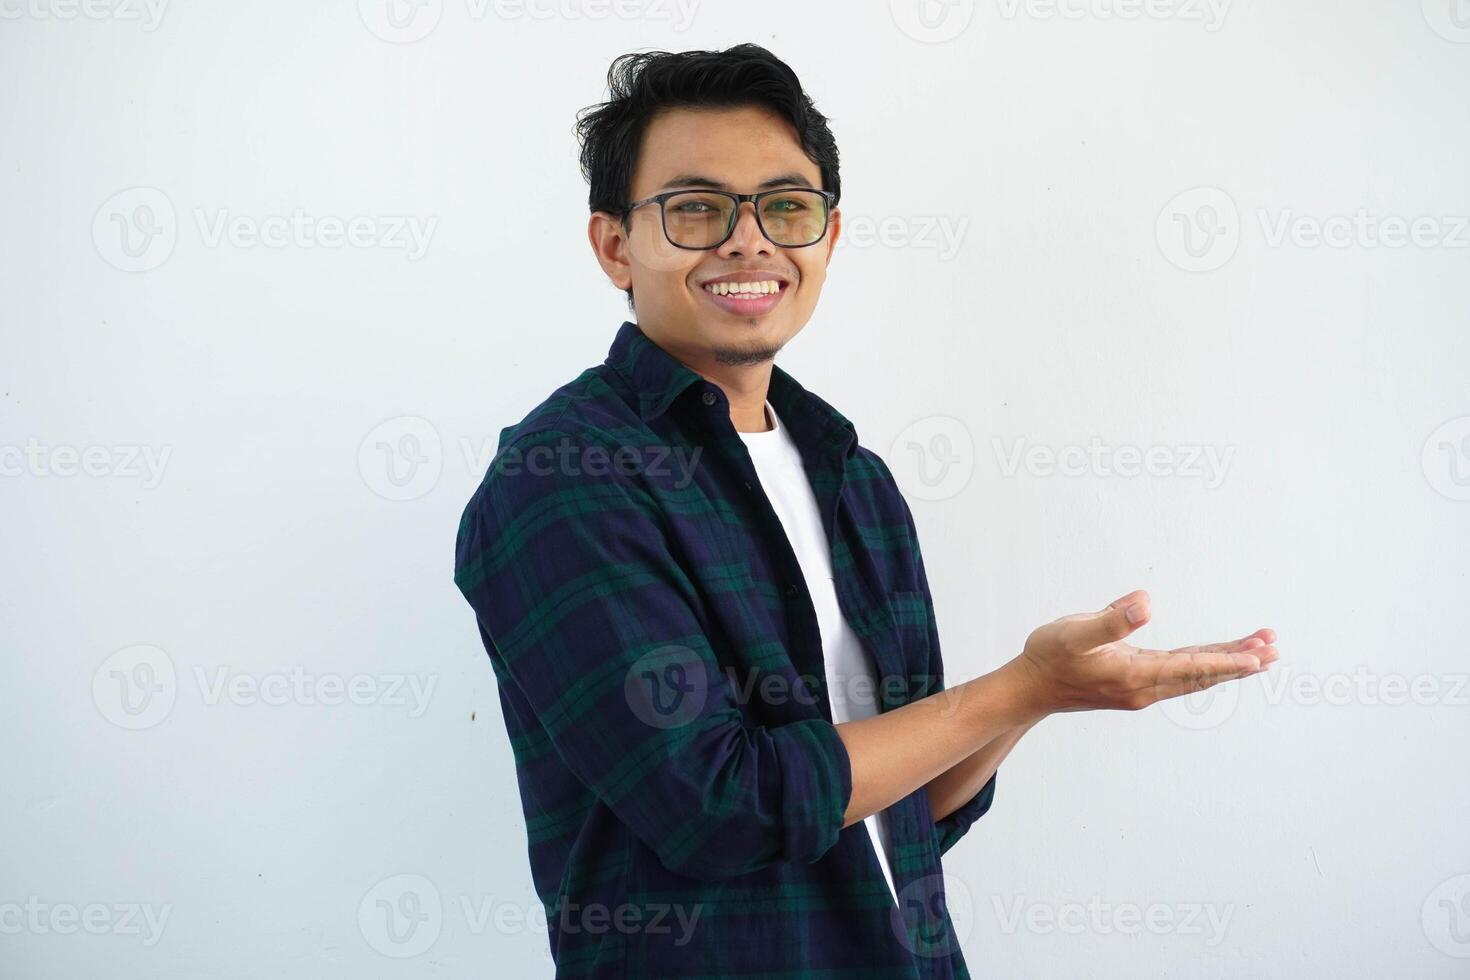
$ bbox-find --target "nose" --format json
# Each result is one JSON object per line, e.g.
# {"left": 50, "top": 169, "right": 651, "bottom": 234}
{"left": 717, "top": 201, "right": 775, "bottom": 258}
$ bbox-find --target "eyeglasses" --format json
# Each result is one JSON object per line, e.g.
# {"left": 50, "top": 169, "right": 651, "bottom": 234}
{"left": 622, "top": 187, "right": 836, "bottom": 250}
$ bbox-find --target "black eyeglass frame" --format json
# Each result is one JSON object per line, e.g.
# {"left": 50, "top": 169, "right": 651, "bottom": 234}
{"left": 620, "top": 187, "right": 838, "bottom": 251}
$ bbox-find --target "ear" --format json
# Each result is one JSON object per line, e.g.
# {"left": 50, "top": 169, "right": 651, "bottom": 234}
{"left": 822, "top": 206, "right": 842, "bottom": 268}
{"left": 588, "top": 212, "right": 632, "bottom": 291}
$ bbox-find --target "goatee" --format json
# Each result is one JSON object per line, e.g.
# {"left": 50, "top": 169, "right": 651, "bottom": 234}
{"left": 711, "top": 338, "right": 784, "bottom": 366}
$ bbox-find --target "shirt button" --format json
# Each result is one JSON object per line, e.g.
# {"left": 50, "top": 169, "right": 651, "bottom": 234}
{"left": 702, "top": 390, "right": 717, "bottom": 406}
{"left": 742, "top": 480, "right": 752, "bottom": 491}
{"left": 785, "top": 582, "right": 801, "bottom": 598}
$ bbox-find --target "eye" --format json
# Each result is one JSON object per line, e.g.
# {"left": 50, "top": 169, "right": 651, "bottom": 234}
{"left": 766, "top": 198, "right": 808, "bottom": 213}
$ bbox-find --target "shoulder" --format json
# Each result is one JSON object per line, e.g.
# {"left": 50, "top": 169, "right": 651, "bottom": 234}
{"left": 850, "top": 443, "right": 916, "bottom": 530}
{"left": 492, "top": 364, "right": 639, "bottom": 459}
{"left": 456, "top": 364, "right": 646, "bottom": 540}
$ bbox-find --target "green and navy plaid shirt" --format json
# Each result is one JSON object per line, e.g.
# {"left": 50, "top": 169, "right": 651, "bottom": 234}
{"left": 454, "top": 320, "right": 997, "bottom": 978}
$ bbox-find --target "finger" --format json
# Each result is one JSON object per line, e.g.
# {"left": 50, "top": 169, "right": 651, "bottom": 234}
{"left": 1154, "top": 647, "right": 1273, "bottom": 688}
{"left": 1168, "top": 629, "right": 1276, "bottom": 657}
{"left": 1146, "top": 655, "right": 1275, "bottom": 708}
{"left": 1232, "top": 631, "right": 1280, "bottom": 667}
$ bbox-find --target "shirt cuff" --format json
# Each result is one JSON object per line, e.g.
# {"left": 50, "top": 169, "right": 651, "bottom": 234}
{"left": 778, "top": 717, "right": 854, "bottom": 865}
{"left": 933, "top": 769, "right": 997, "bottom": 857}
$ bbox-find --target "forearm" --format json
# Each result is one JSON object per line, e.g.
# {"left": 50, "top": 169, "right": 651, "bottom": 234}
{"left": 924, "top": 718, "right": 1036, "bottom": 822}
{"left": 835, "top": 659, "right": 1046, "bottom": 828}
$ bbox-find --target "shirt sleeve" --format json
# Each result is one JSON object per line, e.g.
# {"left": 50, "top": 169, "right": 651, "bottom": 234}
{"left": 895, "top": 476, "right": 999, "bottom": 857}
{"left": 453, "top": 426, "right": 854, "bottom": 882}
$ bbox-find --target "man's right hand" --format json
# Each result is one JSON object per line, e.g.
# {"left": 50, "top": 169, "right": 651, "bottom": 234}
{"left": 1013, "top": 589, "right": 1279, "bottom": 714}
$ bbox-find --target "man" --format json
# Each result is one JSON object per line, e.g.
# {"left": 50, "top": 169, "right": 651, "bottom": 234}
{"left": 453, "top": 44, "right": 1278, "bottom": 979}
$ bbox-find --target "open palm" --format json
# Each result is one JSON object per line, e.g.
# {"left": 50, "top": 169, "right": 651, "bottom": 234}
{"left": 1019, "top": 589, "right": 1280, "bottom": 712}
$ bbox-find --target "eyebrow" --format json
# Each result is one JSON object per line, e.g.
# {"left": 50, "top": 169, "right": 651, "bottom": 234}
{"left": 658, "top": 173, "right": 817, "bottom": 193}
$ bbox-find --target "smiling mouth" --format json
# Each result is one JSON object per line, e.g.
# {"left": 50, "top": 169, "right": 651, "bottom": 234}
{"left": 702, "top": 279, "right": 786, "bottom": 297}
{"left": 699, "top": 279, "right": 791, "bottom": 316}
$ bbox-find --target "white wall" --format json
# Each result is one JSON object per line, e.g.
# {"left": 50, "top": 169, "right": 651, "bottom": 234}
{"left": 3, "top": 1, "right": 1468, "bottom": 977}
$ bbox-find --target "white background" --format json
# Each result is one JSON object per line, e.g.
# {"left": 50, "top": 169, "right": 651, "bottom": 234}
{"left": 3, "top": 1, "right": 1469, "bottom": 977}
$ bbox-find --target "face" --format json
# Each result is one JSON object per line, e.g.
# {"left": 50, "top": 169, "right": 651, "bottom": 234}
{"left": 588, "top": 104, "right": 842, "bottom": 369}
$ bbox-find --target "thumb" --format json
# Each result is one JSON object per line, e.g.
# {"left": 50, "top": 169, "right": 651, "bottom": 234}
{"left": 1067, "top": 590, "right": 1150, "bottom": 649}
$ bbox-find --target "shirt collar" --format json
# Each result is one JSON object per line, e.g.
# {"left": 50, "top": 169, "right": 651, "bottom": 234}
{"left": 604, "top": 319, "right": 858, "bottom": 457}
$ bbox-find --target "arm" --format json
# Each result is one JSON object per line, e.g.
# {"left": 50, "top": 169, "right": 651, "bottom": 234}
{"left": 836, "top": 662, "right": 1045, "bottom": 828}
{"left": 925, "top": 719, "right": 1035, "bottom": 824}
{"left": 835, "top": 601, "right": 1277, "bottom": 831}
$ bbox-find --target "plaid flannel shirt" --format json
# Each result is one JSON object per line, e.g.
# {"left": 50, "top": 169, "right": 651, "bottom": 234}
{"left": 453, "top": 319, "right": 998, "bottom": 978}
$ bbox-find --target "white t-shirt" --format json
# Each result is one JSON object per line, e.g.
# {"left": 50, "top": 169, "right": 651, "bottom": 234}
{"left": 736, "top": 399, "right": 900, "bottom": 908}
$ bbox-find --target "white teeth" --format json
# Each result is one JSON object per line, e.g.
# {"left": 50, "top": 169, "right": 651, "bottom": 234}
{"left": 706, "top": 280, "right": 782, "bottom": 296}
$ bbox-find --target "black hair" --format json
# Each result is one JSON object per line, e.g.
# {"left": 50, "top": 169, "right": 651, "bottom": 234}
{"left": 575, "top": 44, "right": 841, "bottom": 308}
